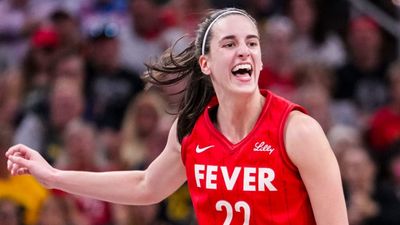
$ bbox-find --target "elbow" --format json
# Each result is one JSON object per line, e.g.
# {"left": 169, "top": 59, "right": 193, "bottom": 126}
{"left": 144, "top": 196, "right": 164, "bottom": 205}
{"left": 136, "top": 184, "right": 167, "bottom": 205}
{"left": 124, "top": 172, "right": 167, "bottom": 205}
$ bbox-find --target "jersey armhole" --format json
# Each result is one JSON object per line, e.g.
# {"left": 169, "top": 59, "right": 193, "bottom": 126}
{"left": 278, "top": 105, "right": 307, "bottom": 172}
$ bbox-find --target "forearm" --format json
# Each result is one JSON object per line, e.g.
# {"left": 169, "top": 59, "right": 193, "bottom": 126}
{"left": 51, "top": 169, "right": 156, "bottom": 205}
{"left": 6, "top": 121, "right": 185, "bottom": 205}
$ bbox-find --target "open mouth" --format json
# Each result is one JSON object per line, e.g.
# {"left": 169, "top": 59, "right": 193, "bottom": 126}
{"left": 231, "top": 63, "right": 253, "bottom": 77}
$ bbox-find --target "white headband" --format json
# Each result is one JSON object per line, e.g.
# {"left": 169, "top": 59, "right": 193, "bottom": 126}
{"left": 201, "top": 10, "right": 249, "bottom": 55}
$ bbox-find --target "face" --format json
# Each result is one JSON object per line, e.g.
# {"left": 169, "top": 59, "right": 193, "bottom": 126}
{"left": 289, "top": 0, "right": 315, "bottom": 34}
{"left": 348, "top": 19, "right": 381, "bottom": 56}
{"left": 135, "top": 103, "right": 159, "bottom": 137}
{"left": 264, "top": 26, "right": 293, "bottom": 61}
{"left": 0, "top": 200, "right": 19, "bottom": 225}
{"left": 50, "top": 81, "right": 83, "bottom": 128}
{"left": 54, "top": 55, "right": 85, "bottom": 83}
{"left": 199, "top": 14, "right": 262, "bottom": 96}
{"left": 341, "top": 148, "right": 375, "bottom": 190}
{"left": 38, "top": 196, "right": 67, "bottom": 225}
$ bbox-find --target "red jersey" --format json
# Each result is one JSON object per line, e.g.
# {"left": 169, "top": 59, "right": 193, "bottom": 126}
{"left": 181, "top": 90, "right": 316, "bottom": 225}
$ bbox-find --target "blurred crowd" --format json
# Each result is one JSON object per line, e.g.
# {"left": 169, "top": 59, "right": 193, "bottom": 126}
{"left": 1, "top": 0, "right": 400, "bottom": 225}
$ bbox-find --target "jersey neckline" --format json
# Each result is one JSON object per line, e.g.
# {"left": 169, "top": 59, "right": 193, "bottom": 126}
{"left": 203, "top": 89, "right": 272, "bottom": 151}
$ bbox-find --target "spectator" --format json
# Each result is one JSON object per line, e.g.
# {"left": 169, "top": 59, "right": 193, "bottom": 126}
{"left": 368, "top": 60, "right": 400, "bottom": 152}
{"left": 238, "top": 0, "right": 283, "bottom": 22}
{"left": 327, "top": 124, "right": 363, "bottom": 160}
{"left": 36, "top": 191, "right": 89, "bottom": 225}
{"left": 158, "top": 184, "right": 195, "bottom": 225}
{"left": 118, "top": 0, "right": 186, "bottom": 74}
{"left": 97, "top": 128, "right": 124, "bottom": 171}
{"left": 0, "top": 198, "right": 24, "bottom": 225}
{"left": 84, "top": 22, "right": 144, "bottom": 131}
{"left": 111, "top": 204, "right": 169, "bottom": 225}
{"left": 0, "top": 124, "right": 48, "bottom": 225}
{"left": 0, "top": 69, "right": 23, "bottom": 128}
{"left": 55, "top": 120, "right": 102, "bottom": 171}
{"left": 295, "top": 83, "right": 332, "bottom": 132}
{"left": 0, "top": 0, "right": 40, "bottom": 71}
{"left": 120, "top": 90, "right": 171, "bottom": 169}
{"left": 19, "top": 26, "right": 60, "bottom": 114}
{"left": 49, "top": 49, "right": 86, "bottom": 87}
{"left": 49, "top": 9, "right": 83, "bottom": 53}
{"left": 372, "top": 141, "right": 400, "bottom": 225}
{"left": 79, "top": 0, "right": 128, "bottom": 40}
{"left": 340, "top": 146, "right": 379, "bottom": 225}
{"left": 168, "top": 0, "right": 210, "bottom": 36}
{"left": 334, "top": 16, "right": 390, "bottom": 118}
{"left": 300, "top": 63, "right": 361, "bottom": 126}
{"left": 55, "top": 120, "right": 112, "bottom": 225}
{"left": 294, "top": 64, "right": 360, "bottom": 132}
{"left": 285, "top": 0, "right": 347, "bottom": 68}
{"left": 258, "top": 16, "right": 296, "bottom": 100}
{"left": 14, "top": 77, "right": 85, "bottom": 164}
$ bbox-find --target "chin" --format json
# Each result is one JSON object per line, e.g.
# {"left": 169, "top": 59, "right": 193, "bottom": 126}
{"left": 231, "top": 84, "right": 259, "bottom": 95}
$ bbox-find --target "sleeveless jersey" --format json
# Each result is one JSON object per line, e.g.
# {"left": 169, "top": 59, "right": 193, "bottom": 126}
{"left": 181, "top": 90, "right": 316, "bottom": 225}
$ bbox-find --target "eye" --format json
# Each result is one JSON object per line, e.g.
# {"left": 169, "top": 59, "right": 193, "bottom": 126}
{"left": 223, "top": 42, "right": 235, "bottom": 48}
{"left": 248, "top": 40, "right": 259, "bottom": 47}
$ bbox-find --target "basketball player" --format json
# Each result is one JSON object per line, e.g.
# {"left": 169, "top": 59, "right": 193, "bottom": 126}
{"left": 6, "top": 8, "right": 348, "bottom": 225}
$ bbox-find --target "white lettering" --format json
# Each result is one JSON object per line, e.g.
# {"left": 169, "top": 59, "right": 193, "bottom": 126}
{"left": 193, "top": 164, "right": 277, "bottom": 191}
{"left": 194, "top": 164, "right": 205, "bottom": 188}
{"left": 206, "top": 165, "right": 218, "bottom": 189}
{"left": 258, "top": 168, "right": 277, "bottom": 191}
{"left": 221, "top": 166, "right": 241, "bottom": 190}
{"left": 253, "top": 141, "right": 274, "bottom": 154}
{"left": 243, "top": 167, "right": 257, "bottom": 191}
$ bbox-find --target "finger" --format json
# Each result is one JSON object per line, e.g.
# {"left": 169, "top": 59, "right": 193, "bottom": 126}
{"left": 5, "top": 144, "right": 23, "bottom": 157}
{"left": 17, "top": 168, "right": 30, "bottom": 175}
{"left": 7, "top": 160, "right": 19, "bottom": 174}
{"left": 6, "top": 144, "right": 29, "bottom": 158}
{"left": 10, "top": 163, "right": 20, "bottom": 176}
{"left": 11, "top": 163, "right": 28, "bottom": 176}
{"left": 9, "top": 155, "right": 30, "bottom": 169}
{"left": 7, "top": 159, "right": 13, "bottom": 171}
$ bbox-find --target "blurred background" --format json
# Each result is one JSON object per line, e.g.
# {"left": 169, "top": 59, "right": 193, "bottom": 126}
{"left": 1, "top": 0, "right": 400, "bottom": 224}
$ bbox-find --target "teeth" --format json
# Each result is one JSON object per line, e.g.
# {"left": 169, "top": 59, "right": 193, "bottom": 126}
{"left": 232, "top": 63, "right": 252, "bottom": 72}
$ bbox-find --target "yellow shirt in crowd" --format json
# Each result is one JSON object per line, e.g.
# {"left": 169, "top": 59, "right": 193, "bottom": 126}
{"left": 0, "top": 175, "right": 48, "bottom": 225}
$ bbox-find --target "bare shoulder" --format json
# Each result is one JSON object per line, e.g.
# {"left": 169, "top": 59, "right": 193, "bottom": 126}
{"left": 165, "top": 118, "right": 181, "bottom": 153}
{"left": 285, "top": 110, "right": 322, "bottom": 139}
{"left": 284, "top": 110, "right": 333, "bottom": 168}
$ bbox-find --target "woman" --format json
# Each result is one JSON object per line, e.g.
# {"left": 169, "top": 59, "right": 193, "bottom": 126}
{"left": 6, "top": 8, "right": 348, "bottom": 225}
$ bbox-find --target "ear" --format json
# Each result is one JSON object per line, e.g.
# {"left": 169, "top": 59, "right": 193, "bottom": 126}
{"left": 199, "top": 55, "right": 211, "bottom": 75}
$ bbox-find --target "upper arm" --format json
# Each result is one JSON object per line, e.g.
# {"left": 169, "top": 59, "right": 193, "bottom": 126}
{"left": 143, "top": 119, "right": 187, "bottom": 203}
{"left": 284, "top": 111, "right": 348, "bottom": 225}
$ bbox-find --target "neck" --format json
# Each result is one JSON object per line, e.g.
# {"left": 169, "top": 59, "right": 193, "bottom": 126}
{"left": 215, "top": 90, "right": 265, "bottom": 144}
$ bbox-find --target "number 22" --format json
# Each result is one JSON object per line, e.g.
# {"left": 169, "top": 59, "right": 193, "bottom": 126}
{"left": 216, "top": 200, "right": 250, "bottom": 225}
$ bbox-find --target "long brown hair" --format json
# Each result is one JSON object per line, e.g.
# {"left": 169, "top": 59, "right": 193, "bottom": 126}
{"left": 145, "top": 8, "right": 256, "bottom": 143}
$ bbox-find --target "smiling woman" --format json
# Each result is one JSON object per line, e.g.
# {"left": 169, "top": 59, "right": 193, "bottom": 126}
{"left": 6, "top": 7, "right": 348, "bottom": 225}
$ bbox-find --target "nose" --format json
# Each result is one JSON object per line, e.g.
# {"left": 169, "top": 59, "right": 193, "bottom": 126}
{"left": 237, "top": 43, "right": 250, "bottom": 58}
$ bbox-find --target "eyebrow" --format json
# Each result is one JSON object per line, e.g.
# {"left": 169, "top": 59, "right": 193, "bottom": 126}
{"left": 219, "top": 34, "right": 260, "bottom": 43}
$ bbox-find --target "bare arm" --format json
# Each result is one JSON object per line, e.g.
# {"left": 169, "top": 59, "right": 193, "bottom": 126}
{"left": 285, "top": 111, "right": 348, "bottom": 225}
{"left": 6, "top": 120, "right": 186, "bottom": 205}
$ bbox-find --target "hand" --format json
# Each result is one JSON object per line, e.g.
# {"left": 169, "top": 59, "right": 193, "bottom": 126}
{"left": 5, "top": 144, "right": 57, "bottom": 189}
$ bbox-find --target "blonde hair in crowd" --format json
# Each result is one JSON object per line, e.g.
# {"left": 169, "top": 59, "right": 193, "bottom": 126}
{"left": 120, "top": 90, "right": 169, "bottom": 168}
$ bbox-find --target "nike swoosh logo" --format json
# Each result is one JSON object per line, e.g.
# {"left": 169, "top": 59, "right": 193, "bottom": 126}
{"left": 196, "top": 145, "right": 215, "bottom": 153}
